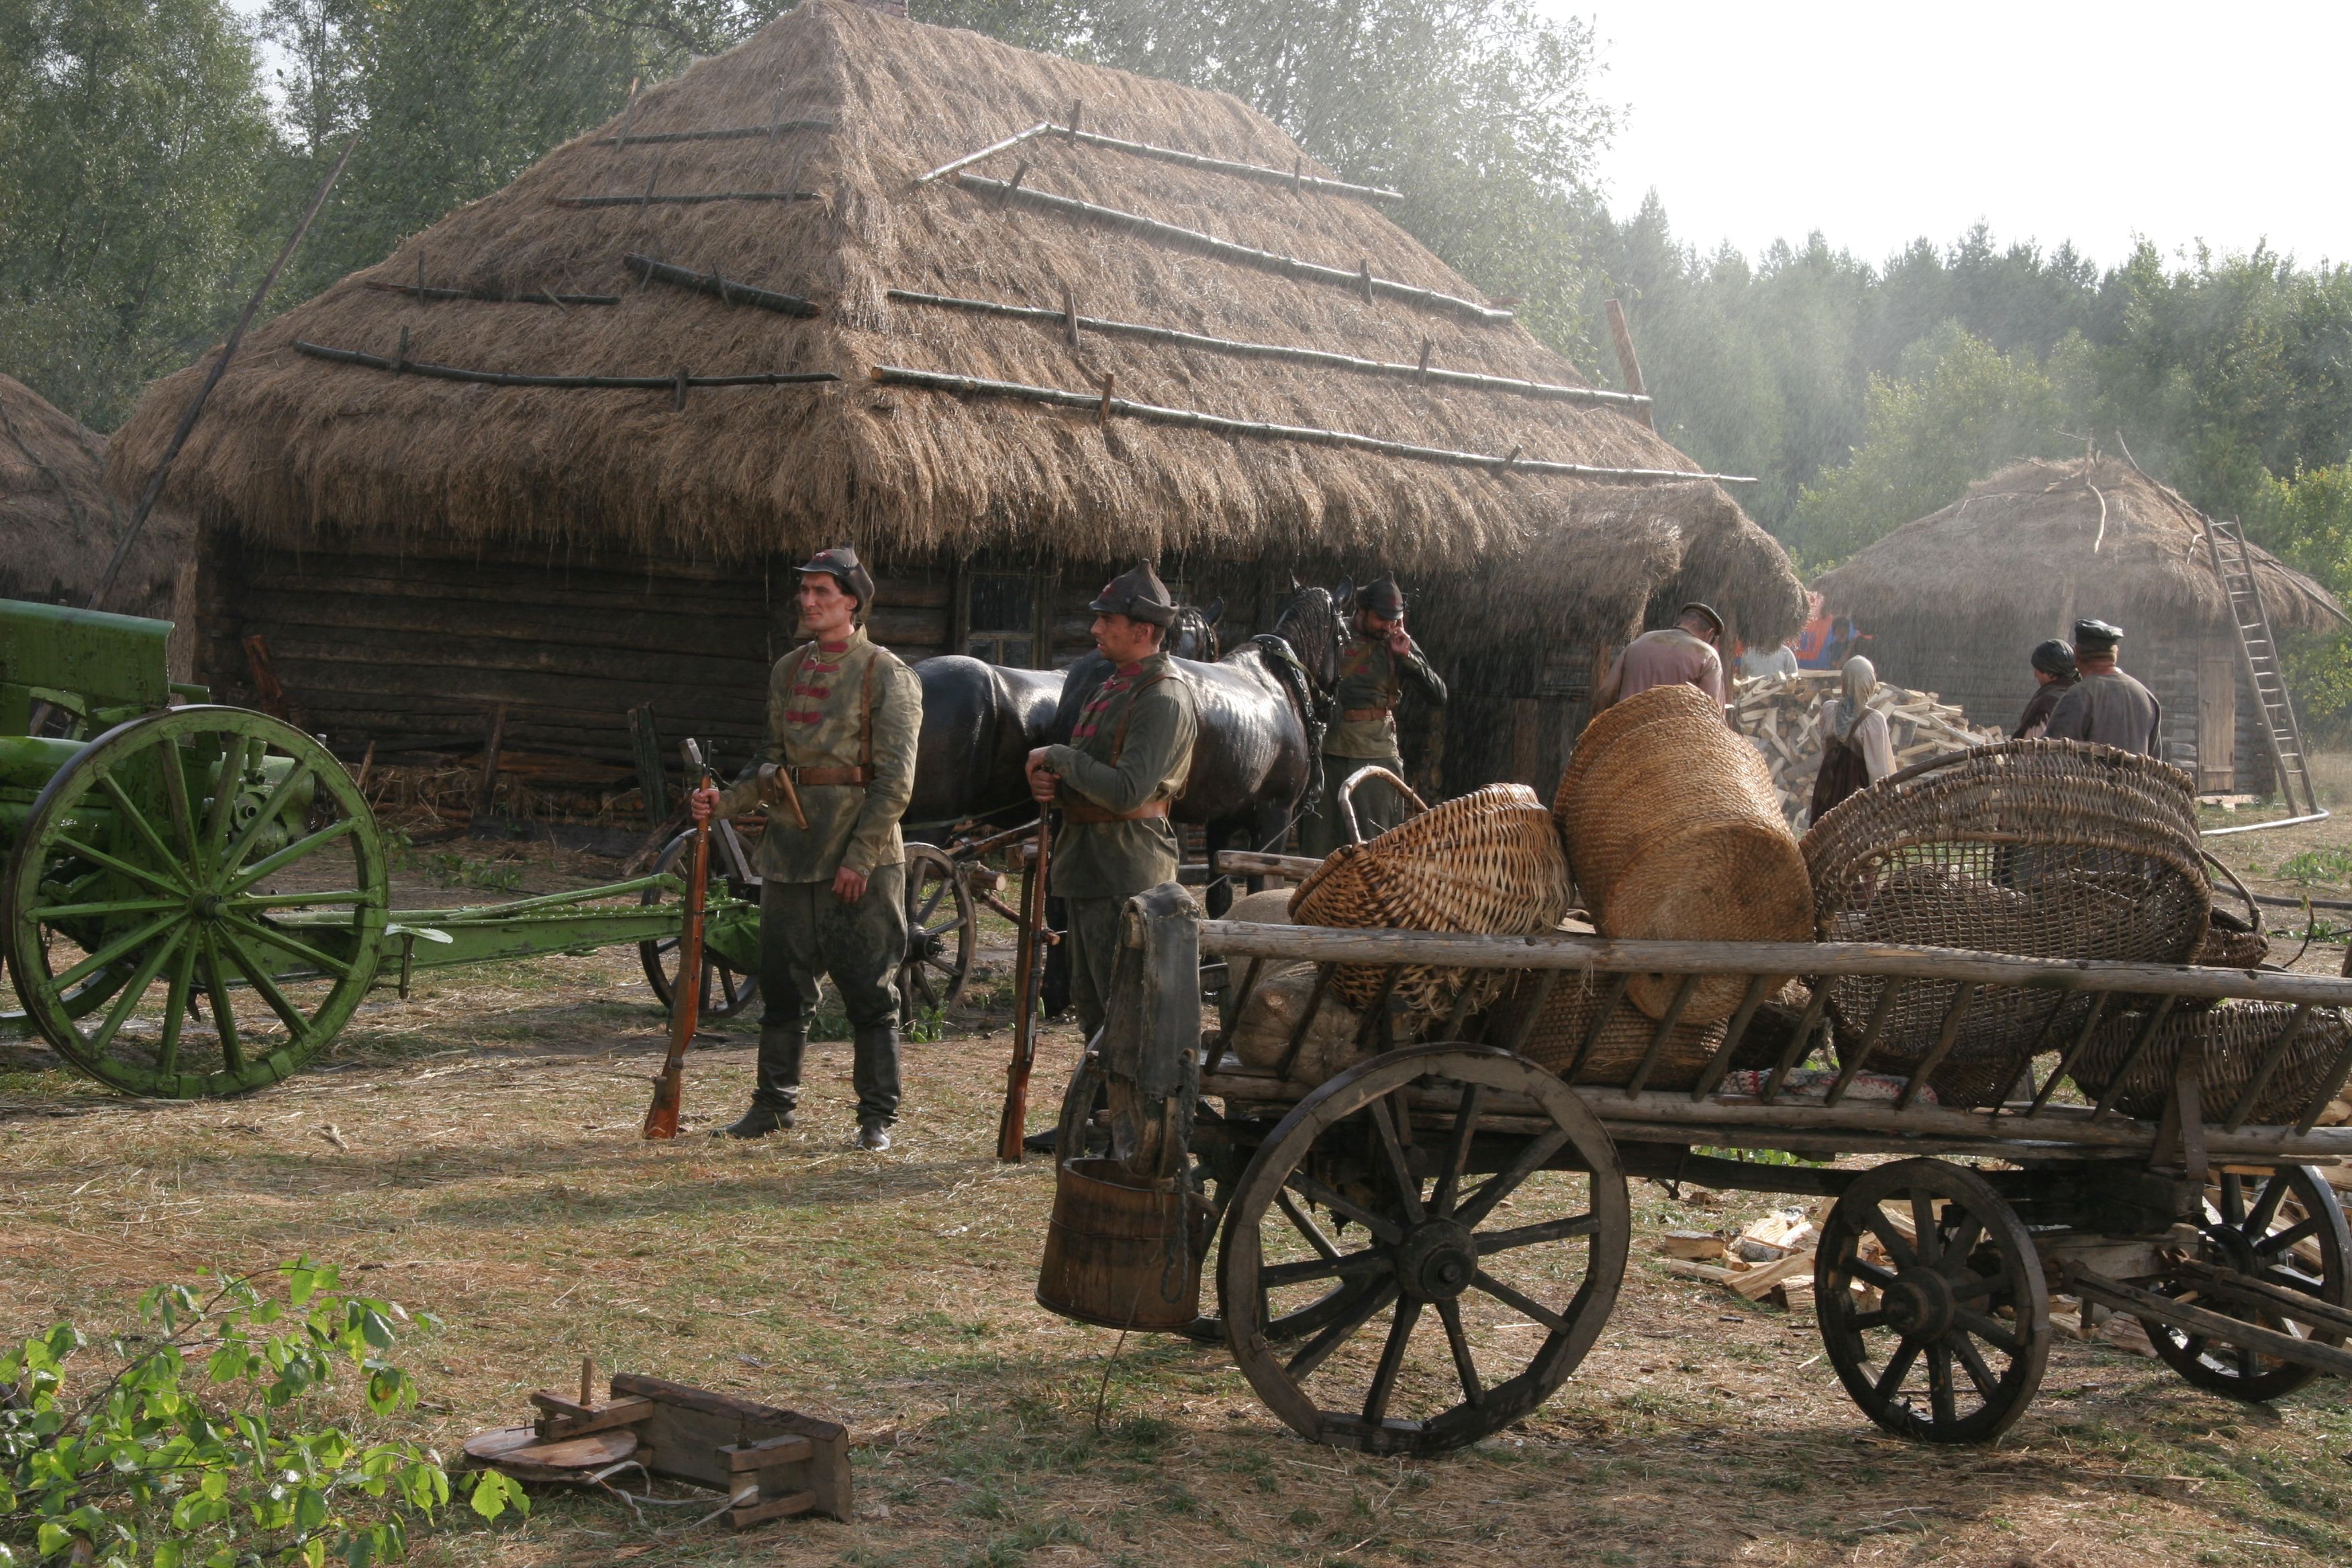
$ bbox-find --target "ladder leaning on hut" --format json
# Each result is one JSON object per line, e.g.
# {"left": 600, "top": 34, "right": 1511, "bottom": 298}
{"left": 2202, "top": 516, "right": 2324, "bottom": 822}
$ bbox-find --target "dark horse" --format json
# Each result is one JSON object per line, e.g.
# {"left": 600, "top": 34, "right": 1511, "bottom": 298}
{"left": 903, "top": 603, "right": 1226, "bottom": 832}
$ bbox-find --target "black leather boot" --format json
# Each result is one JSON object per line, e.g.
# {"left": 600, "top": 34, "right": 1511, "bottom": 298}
{"left": 714, "top": 1020, "right": 805, "bottom": 1137}
{"left": 716, "top": 1101, "right": 792, "bottom": 1138}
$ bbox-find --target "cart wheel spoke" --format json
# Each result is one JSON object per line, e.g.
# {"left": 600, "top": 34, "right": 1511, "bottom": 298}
{"left": 1926, "top": 1342, "right": 1957, "bottom": 1426}
{"left": 1275, "top": 1188, "right": 1344, "bottom": 1263}
{"left": 226, "top": 817, "right": 360, "bottom": 894}
{"left": 1453, "top": 1126, "right": 1571, "bottom": 1229}
{"left": 199, "top": 936, "right": 244, "bottom": 1073}
{"left": 1948, "top": 1330, "right": 2002, "bottom": 1400}
{"left": 156, "top": 939, "right": 199, "bottom": 1077}
{"left": 219, "top": 936, "right": 313, "bottom": 1044}
{"left": 1286, "top": 1171, "right": 1406, "bottom": 1246}
{"left": 51, "top": 911, "right": 183, "bottom": 994}
{"left": 1360, "top": 1301, "right": 1422, "bottom": 1425}
{"left": 1949, "top": 1306, "right": 2020, "bottom": 1355}
{"left": 1850, "top": 1310, "right": 1894, "bottom": 1331}
{"left": 1434, "top": 1297, "right": 1483, "bottom": 1407}
{"left": 1261, "top": 1251, "right": 1389, "bottom": 1290}
{"left": 218, "top": 913, "right": 351, "bottom": 980}
{"left": 220, "top": 760, "right": 316, "bottom": 877}
{"left": 1863, "top": 1213, "right": 1918, "bottom": 1269}
{"left": 1285, "top": 1281, "right": 1400, "bottom": 1380}
{"left": 158, "top": 738, "right": 200, "bottom": 863}
{"left": 52, "top": 833, "right": 183, "bottom": 898}
{"left": 95, "top": 775, "right": 191, "bottom": 893}
{"left": 1873, "top": 1339, "right": 1921, "bottom": 1401}
{"left": 2219, "top": 1172, "right": 2247, "bottom": 1229}
{"left": 1430, "top": 1082, "right": 1484, "bottom": 1218}
{"left": 1941, "top": 1214, "right": 1985, "bottom": 1276}
{"left": 86, "top": 925, "right": 191, "bottom": 1058}
{"left": 1367, "top": 1097, "right": 1425, "bottom": 1224}
{"left": 1476, "top": 1214, "right": 1600, "bottom": 1254}
{"left": 1849, "top": 1257, "right": 1900, "bottom": 1291}
{"left": 1469, "top": 1270, "right": 1567, "bottom": 1335}
{"left": 1911, "top": 1195, "right": 1941, "bottom": 1266}
{"left": 2256, "top": 1217, "right": 2321, "bottom": 1257}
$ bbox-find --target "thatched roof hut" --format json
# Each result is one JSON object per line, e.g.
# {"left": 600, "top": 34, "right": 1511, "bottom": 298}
{"left": 109, "top": 0, "right": 1801, "bottom": 803}
{"left": 1, "top": 373, "right": 191, "bottom": 669}
{"left": 1814, "top": 455, "right": 2345, "bottom": 793}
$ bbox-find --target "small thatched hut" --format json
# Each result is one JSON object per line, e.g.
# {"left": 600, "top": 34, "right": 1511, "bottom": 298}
{"left": 110, "top": 0, "right": 1802, "bottom": 805}
{"left": 1, "top": 374, "right": 190, "bottom": 660}
{"left": 1814, "top": 456, "right": 2345, "bottom": 793}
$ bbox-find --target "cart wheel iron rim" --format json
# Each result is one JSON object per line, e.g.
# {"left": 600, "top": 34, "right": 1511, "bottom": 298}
{"left": 1815, "top": 1157, "right": 2050, "bottom": 1443}
{"left": 1217, "top": 1043, "right": 1630, "bottom": 1455}
{"left": 637, "top": 829, "right": 759, "bottom": 1022}
{"left": 898, "top": 842, "right": 974, "bottom": 1026}
{"left": 2, "top": 707, "right": 388, "bottom": 1098}
{"left": 2141, "top": 1164, "right": 2351, "bottom": 1401}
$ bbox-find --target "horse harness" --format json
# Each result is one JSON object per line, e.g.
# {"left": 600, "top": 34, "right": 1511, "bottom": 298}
{"left": 1061, "top": 666, "right": 1177, "bottom": 825}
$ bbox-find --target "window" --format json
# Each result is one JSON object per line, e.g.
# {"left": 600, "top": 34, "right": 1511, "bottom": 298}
{"left": 965, "top": 570, "right": 1037, "bottom": 667}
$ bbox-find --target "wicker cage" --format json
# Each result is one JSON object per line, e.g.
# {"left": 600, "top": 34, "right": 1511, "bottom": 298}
{"left": 1289, "top": 783, "right": 1571, "bottom": 1020}
{"left": 1801, "top": 739, "right": 2210, "bottom": 1108}
{"left": 1554, "top": 683, "right": 1812, "bottom": 1023}
{"left": 2067, "top": 1003, "right": 2351, "bottom": 1126}
{"left": 1481, "top": 973, "right": 1806, "bottom": 1090}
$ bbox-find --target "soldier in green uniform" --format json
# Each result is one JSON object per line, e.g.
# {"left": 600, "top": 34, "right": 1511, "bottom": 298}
{"left": 690, "top": 547, "right": 923, "bottom": 1150}
{"left": 1300, "top": 576, "right": 1446, "bottom": 856}
{"left": 1024, "top": 563, "right": 1199, "bottom": 1038}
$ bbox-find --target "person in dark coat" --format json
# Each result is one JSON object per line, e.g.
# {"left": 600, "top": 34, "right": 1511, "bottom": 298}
{"left": 1300, "top": 575, "right": 1447, "bottom": 855}
{"left": 2013, "top": 638, "right": 2079, "bottom": 739}
{"left": 2044, "top": 619, "right": 2160, "bottom": 755}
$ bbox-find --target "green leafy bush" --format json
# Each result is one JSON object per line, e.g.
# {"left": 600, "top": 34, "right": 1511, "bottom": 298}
{"left": 0, "top": 1259, "right": 524, "bottom": 1568}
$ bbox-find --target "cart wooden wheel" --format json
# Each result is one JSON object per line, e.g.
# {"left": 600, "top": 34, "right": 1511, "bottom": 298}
{"left": 2, "top": 707, "right": 387, "bottom": 1098}
{"left": 1816, "top": 1158, "right": 2050, "bottom": 1443}
{"left": 638, "top": 830, "right": 759, "bottom": 1022}
{"left": 2141, "top": 1164, "right": 2352, "bottom": 1402}
{"left": 899, "top": 843, "right": 973, "bottom": 1025}
{"left": 1218, "top": 1044, "right": 1630, "bottom": 1456}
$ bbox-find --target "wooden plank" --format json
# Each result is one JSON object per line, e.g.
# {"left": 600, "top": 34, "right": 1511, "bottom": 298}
{"left": 2199, "top": 634, "right": 2239, "bottom": 793}
{"left": 729, "top": 1489, "right": 817, "bottom": 1528}
{"left": 608, "top": 1373, "right": 850, "bottom": 1521}
{"left": 722, "top": 1434, "right": 815, "bottom": 1471}
{"left": 530, "top": 1394, "right": 656, "bottom": 1438}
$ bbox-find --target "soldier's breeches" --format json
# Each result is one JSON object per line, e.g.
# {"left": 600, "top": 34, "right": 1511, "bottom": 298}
{"left": 1065, "top": 896, "right": 1126, "bottom": 1040}
{"left": 1300, "top": 752, "right": 1410, "bottom": 857}
{"left": 756, "top": 866, "right": 908, "bottom": 1120}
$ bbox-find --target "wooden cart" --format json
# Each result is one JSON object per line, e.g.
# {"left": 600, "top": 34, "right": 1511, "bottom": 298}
{"left": 1058, "top": 884, "right": 2352, "bottom": 1457}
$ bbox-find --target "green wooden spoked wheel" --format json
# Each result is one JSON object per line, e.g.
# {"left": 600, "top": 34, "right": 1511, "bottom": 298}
{"left": 2, "top": 707, "right": 387, "bottom": 1097}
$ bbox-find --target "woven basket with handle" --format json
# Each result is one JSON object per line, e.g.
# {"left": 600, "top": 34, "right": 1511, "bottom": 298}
{"left": 1555, "top": 682, "right": 1812, "bottom": 1024}
{"left": 2067, "top": 1002, "right": 2351, "bottom": 1126}
{"left": 1289, "top": 783, "right": 1571, "bottom": 1020}
{"left": 1802, "top": 739, "right": 2209, "bottom": 1108}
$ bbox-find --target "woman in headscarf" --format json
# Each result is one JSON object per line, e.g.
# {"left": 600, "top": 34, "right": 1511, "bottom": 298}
{"left": 2012, "top": 638, "right": 2078, "bottom": 738}
{"left": 1810, "top": 655, "right": 1896, "bottom": 822}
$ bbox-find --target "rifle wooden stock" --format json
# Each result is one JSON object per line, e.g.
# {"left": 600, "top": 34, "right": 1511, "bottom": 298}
{"left": 997, "top": 814, "right": 1052, "bottom": 1161}
{"left": 644, "top": 769, "right": 715, "bottom": 1138}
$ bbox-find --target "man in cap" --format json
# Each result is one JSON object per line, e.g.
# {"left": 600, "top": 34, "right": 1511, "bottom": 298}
{"left": 691, "top": 546, "right": 924, "bottom": 1150}
{"left": 1025, "top": 563, "right": 1199, "bottom": 1039}
{"left": 1300, "top": 576, "right": 1448, "bottom": 856}
{"left": 2043, "top": 618, "right": 2159, "bottom": 755}
{"left": 1593, "top": 602, "right": 1731, "bottom": 721}
{"left": 2012, "top": 638, "right": 2079, "bottom": 740}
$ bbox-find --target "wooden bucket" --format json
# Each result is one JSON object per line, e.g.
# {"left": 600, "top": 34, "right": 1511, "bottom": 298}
{"left": 1555, "top": 683, "right": 1811, "bottom": 1022}
{"left": 1036, "top": 1158, "right": 1209, "bottom": 1332}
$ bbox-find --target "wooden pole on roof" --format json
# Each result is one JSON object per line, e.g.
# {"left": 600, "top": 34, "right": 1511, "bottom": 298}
{"left": 1604, "top": 299, "right": 1654, "bottom": 430}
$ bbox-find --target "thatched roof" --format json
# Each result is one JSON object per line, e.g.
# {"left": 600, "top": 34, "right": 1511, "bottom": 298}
{"left": 109, "top": 0, "right": 1802, "bottom": 642}
{"left": 1815, "top": 456, "right": 2345, "bottom": 634}
{"left": 1, "top": 373, "right": 186, "bottom": 619}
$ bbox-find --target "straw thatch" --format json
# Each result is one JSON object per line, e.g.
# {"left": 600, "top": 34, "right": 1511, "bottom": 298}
{"left": 108, "top": 0, "right": 1802, "bottom": 646}
{"left": 0, "top": 373, "right": 189, "bottom": 630}
{"left": 1816, "top": 456, "right": 2345, "bottom": 635}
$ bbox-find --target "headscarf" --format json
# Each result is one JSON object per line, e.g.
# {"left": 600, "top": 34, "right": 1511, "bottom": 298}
{"left": 1834, "top": 655, "right": 1878, "bottom": 740}
{"left": 2030, "top": 638, "right": 2077, "bottom": 679}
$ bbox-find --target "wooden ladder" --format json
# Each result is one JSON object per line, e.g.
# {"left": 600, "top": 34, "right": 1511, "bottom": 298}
{"left": 2202, "top": 516, "right": 2321, "bottom": 816}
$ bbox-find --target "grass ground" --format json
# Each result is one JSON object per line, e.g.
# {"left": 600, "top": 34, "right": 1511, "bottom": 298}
{"left": 7, "top": 780, "right": 2352, "bottom": 1567}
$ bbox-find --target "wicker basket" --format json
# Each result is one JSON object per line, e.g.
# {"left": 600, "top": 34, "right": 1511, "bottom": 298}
{"left": 2196, "top": 910, "right": 2270, "bottom": 970}
{"left": 2067, "top": 1003, "right": 2351, "bottom": 1126}
{"left": 1290, "top": 784, "right": 1571, "bottom": 1020}
{"left": 1482, "top": 973, "right": 1810, "bottom": 1090}
{"left": 1802, "top": 739, "right": 2209, "bottom": 1108}
{"left": 1554, "top": 683, "right": 1812, "bottom": 1023}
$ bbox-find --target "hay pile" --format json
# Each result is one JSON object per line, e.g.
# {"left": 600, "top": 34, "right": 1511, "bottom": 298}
{"left": 1732, "top": 672, "right": 1995, "bottom": 828}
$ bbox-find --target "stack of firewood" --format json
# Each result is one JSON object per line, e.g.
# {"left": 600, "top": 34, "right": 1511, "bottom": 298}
{"left": 1731, "top": 673, "right": 1997, "bottom": 828}
{"left": 1660, "top": 1205, "right": 1822, "bottom": 1310}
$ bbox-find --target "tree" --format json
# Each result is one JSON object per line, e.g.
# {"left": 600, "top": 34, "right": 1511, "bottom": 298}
{"left": 0, "top": 0, "right": 283, "bottom": 428}
{"left": 1791, "top": 324, "right": 2076, "bottom": 569}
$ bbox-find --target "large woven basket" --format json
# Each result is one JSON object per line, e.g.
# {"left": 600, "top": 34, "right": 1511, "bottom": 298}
{"left": 1555, "top": 683, "right": 1812, "bottom": 1022}
{"left": 1483, "top": 973, "right": 1805, "bottom": 1091}
{"left": 2067, "top": 1003, "right": 2351, "bottom": 1126}
{"left": 1290, "top": 784, "right": 1571, "bottom": 1020}
{"left": 1802, "top": 740, "right": 2209, "bottom": 1108}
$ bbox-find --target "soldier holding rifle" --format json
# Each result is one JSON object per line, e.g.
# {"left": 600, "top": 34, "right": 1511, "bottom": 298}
{"left": 1300, "top": 575, "right": 1446, "bottom": 856}
{"left": 1025, "top": 564, "right": 1199, "bottom": 1038}
{"left": 691, "top": 547, "right": 922, "bottom": 1150}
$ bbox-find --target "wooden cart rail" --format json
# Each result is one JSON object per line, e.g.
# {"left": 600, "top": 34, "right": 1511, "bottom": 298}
{"left": 1199, "top": 920, "right": 2352, "bottom": 1146}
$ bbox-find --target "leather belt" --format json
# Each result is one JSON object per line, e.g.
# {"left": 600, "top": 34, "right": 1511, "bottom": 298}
{"left": 791, "top": 765, "right": 871, "bottom": 787}
{"left": 1061, "top": 799, "right": 1172, "bottom": 825}
{"left": 1340, "top": 707, "right": 1393, "bottom": 722}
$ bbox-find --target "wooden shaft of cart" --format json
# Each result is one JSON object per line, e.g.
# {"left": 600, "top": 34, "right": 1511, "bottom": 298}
{"left": 642, "top": 767, "right": 714, "bottom": 1139}
{"left": 997, "top": 814, "right": 1052, "bottom": 1161}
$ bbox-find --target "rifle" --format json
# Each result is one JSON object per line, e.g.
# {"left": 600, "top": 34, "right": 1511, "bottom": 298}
{"left": 995, "top": 812, "right": 1052, "bottom": 1162}
{"left": 643, "top": 761, "right": 716, "bottom": 1140}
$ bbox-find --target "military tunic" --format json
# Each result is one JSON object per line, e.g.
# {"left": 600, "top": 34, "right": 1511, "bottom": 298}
{"left": 713, "top": 627, "right": 923, "bottom": 1120}
{"left": 2045, "top": 667, "right": 2161, "bottom": 756}
{"left": 1040, "top": 651, "right": 1197, "bottom": 1035}
{"left": 1300, "top": 633, "right": 1446, "bottom": 856}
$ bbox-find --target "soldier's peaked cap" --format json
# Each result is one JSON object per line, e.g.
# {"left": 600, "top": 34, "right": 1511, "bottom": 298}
{"left": 2073, "top": 618, "right": 2123, "bottom": 652}
{"left": 797, "top": 545, "right": 875, "bottom": 607}
{"left": 1359, "top": 576, "right": 1406, "bottom": 617}
{"left": 1088, "top": 562, "right": 1177, "bottom": 627}
{"left": 1679, "top": 601, "right": 1726, "bottom": 635}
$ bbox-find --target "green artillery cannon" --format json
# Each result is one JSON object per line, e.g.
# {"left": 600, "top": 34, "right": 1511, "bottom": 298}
{"left": 0, "top": 598, "right": 761, "bottom": 1099}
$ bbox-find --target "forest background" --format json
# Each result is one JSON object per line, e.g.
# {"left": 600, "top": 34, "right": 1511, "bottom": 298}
{"left": 7, "top": 0, "right": 2351, "bottom": 726}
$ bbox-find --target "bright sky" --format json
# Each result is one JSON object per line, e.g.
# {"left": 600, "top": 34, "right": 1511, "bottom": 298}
{"left": 1561, "top": 0, "right": 2351, "bottom": 273}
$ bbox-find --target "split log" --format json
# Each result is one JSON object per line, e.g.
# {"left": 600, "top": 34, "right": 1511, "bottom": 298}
{"left": 871, "top": 366, "right": 1755, "bottom": 485}
{"left": 624, "top": 253, "right": 820, "bottom": 317}
{"left": 884, "top": 288, "right": 1648, "bottom": 407}
{"left": 295, "top": 340, "right": 838, "bottom": 391}
{"left": 951, "top": 173, "right": 1510, "bottom": 324}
